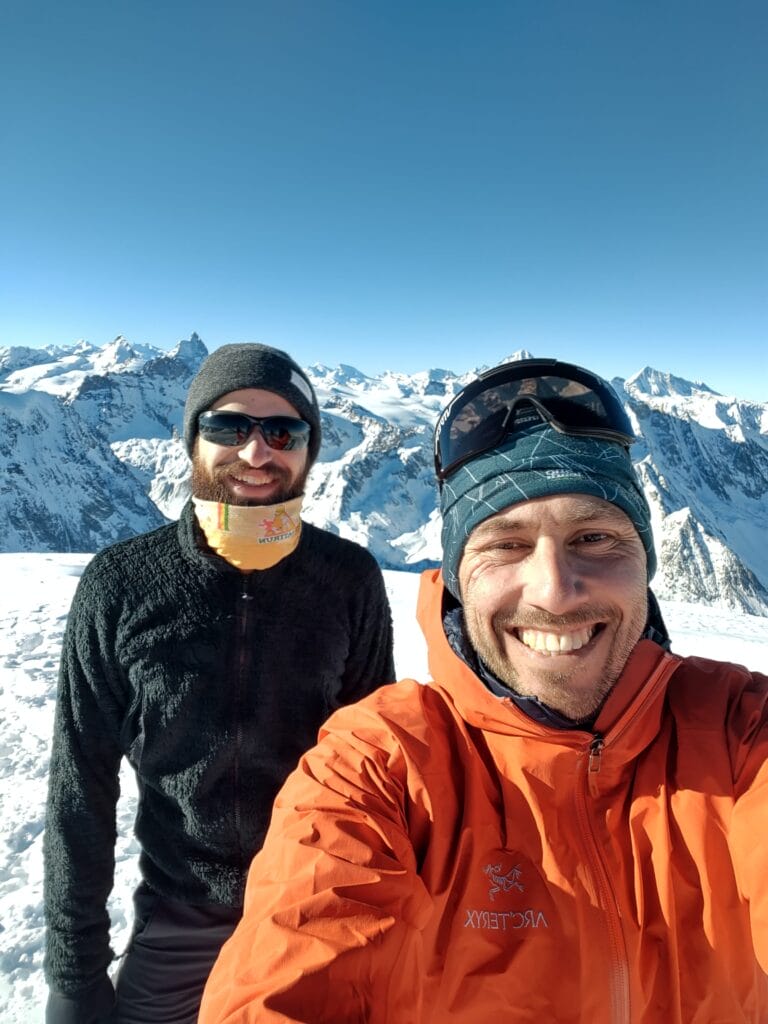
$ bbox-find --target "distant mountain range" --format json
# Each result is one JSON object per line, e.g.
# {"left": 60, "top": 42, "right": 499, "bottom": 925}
{"left": 2, "top": 334, "right": 767, "bottom": 615}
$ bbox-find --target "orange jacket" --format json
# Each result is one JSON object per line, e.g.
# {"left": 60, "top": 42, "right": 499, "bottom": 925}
{"left": 200, "top": 570, "right": 768, "bottom": 1023}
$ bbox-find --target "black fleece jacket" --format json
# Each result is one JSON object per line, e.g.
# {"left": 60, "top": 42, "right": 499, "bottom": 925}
{"left": 43, "top": 501, "right": 395, "bottom": 1005}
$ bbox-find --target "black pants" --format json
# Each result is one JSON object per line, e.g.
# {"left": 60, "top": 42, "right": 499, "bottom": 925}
{"left": 110, "top": 883, "right": 241, "bottom": 1024}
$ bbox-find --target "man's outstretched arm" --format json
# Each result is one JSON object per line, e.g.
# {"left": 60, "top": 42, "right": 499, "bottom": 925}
{"left": 199, "top": 700, "right": 432, "bottom": 1024}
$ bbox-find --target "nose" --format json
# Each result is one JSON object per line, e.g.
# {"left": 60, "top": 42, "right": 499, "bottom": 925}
{"left": 236, "top": 428, "right": 272, "bottom": 466}
{"left": 519, "top": 538, "right": 585, "bottom": 614}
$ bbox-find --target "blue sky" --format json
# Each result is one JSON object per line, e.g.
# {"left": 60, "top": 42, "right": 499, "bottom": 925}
{"left": 2, "top": 1, "right": 766, "bottom": 399}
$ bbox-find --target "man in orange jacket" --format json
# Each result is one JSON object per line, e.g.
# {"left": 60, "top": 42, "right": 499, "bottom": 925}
{"left": 200, "top": 358, "right": 768, "bottom": 1023}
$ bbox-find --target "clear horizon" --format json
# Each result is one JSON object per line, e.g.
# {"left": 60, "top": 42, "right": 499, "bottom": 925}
{"left": 3, "top": 1, "right": 766, "bottom": 402}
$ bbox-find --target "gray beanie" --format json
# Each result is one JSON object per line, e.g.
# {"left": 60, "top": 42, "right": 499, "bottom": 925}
{"left": 440, "top": 424, "right": 656, "bottom": 599}
{"left": 183, "top": 343, "right": 322, "bottom": 464}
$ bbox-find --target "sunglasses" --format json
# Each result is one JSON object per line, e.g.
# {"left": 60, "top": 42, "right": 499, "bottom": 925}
{"left": 434, "top": 358, "right": 635, "bottom": 484}
{"left": 198, "top": 411, "right": 311, "bottom": 450}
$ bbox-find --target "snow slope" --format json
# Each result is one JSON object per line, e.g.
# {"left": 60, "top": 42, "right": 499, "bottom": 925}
{"left": 1, "top": 554, "right": 767, "bottom": 1022}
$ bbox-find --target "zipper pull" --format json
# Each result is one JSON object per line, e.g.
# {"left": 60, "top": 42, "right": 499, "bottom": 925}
{"left": 588, "top": 734, "right": 604, "bottom": 773}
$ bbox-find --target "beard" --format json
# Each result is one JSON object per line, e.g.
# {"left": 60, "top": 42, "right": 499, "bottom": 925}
{"left": 191, "top": 454, "right": 309, "bottom": 506}
{"left": 465, "top": 601, "right": 646, "bottom": 724}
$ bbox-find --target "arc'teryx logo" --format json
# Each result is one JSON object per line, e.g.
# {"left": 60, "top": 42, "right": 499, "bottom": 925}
{"left": 484, "top": 861, "right": 524, "bottom": 901}
{"left": 462, "top": 856, "right": 550, "bottom": 935}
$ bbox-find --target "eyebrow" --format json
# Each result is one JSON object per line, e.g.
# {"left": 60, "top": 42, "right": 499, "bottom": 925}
{"left": 471, "top": 501, "right": 631, "bottom": 538}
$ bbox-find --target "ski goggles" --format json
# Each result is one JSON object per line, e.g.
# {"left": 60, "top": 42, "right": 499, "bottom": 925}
{"left": 434, "top": 358, "right": 636, "bottom": 484}
{"left": 198, "top": 411, "right": 311, "bottom": 450}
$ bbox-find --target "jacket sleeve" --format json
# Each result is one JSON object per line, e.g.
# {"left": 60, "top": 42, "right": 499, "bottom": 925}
{"left": 43, "top": 565, "right": 127, "bottom": 1017}
{"left": 45, "top": 977, "right": 116, "bottom": 1024}
{"left": 336, "top": 555, "right": 396, "bottom": 705}
{"left": 727, "top": 668, "right": 768, "bottom": 973}
{"left": 199, "top": 704, "right": 433, "bottom": 1024}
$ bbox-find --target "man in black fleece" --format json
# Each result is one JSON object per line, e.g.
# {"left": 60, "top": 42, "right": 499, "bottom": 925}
{"left": 43, "top": 343, "right": 395, "bottom": 1024}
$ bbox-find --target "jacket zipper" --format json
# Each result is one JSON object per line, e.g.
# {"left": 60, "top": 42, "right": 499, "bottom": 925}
{"left": 233, "top": 573, "right": 253, "bottom": 862}
{"left": 588, "top": 734, "right": 604, "bottom": 774}
{"left": 574, "top": 653, "right": 682, "bottom": 1023}
{"left": 575, "top": 737, "right": 631, "bottom": 1022}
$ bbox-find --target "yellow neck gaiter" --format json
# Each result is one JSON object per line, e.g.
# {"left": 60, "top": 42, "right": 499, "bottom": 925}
{"left": 193, "top": 496, "right": 303, "bottom": 570}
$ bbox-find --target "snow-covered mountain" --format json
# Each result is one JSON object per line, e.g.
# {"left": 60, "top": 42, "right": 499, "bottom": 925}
{"left": 1, "top": 335, "right": 766, "bottom": 615}
{"left": 621, "top": 368, "right": 768, "bottom": 614}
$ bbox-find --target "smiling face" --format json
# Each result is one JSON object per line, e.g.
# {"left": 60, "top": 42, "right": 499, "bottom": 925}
{"left": 191, "top": 388, "right": 310, "bottom": 506}
{"left": 458, "top": 493, "right": 648, "bottom": 722}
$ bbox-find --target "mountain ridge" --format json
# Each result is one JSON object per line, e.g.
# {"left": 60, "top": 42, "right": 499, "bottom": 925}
{"left": 2, "top": 335, "right": 766, "bottom": 616}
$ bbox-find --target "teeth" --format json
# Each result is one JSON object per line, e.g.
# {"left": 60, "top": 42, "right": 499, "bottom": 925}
{"left": 234, "top": 472, "right": 274, "bottom": 485}
{"left": 518, "top": 627, "right": 594, "bottom": 655}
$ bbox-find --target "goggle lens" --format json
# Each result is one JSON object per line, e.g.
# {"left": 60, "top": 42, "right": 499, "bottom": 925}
{"left": 435, "top": 360, "right": 635, "bottom": 482}
{"left": 198, "top": 412, "right": 311, "bottom": 450}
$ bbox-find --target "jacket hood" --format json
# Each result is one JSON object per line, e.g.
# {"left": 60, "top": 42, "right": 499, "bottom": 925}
{"left": 416, "top": 569, "right": 681, "bottom": 766}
